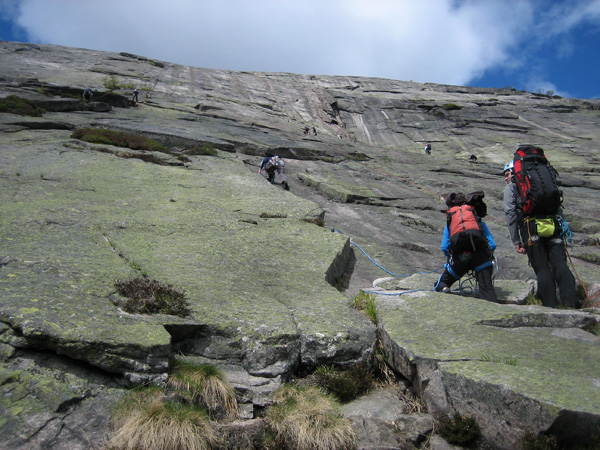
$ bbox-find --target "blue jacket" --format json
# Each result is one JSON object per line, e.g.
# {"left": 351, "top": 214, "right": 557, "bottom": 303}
{"left": 260, "top": 156, "right": 271, "bottom": 169}
{"left": 441, "top": 221, "right": 496, "bottom": 257}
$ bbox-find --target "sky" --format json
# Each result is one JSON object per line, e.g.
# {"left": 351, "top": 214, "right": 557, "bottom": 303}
{"left": 0, "top": 0, "right": 599, "bottom": 99}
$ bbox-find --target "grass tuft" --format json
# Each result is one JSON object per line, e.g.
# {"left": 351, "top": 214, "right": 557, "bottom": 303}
{"left": 350, "top": 291, "right": 377, "bottom": 324}
{"left": 313, "top": 364, "right": 373, "bottom": 403}
{"left": 168, "top": 359, "right": 238, "bottom": 420}
{"left": 108, "top": 395, "right": 220, "bottom": 450}
{"left": 437, "top": 413, "right": 480, "bottom": 446}
{"left": 265, "top": 383, "right": 357, "bottom": 450}
{"left": 525, "top": 291, "right": 542, "bottom": 306}
{"left": 114, "top": 277, "right": 191, "bottom": 317}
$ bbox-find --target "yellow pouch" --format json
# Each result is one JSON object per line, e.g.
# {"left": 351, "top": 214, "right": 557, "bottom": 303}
{"left": 535, "top": 218, "right": 555, "bottom": 238}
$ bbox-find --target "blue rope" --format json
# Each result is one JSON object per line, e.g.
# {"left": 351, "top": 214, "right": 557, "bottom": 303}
{"left": 350, "top": 238, "right": 444, "bottom": 278}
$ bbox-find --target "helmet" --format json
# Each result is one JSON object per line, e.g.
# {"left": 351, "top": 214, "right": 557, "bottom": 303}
{"left": 503, "top": 161, "right": 514, "bottom": 173}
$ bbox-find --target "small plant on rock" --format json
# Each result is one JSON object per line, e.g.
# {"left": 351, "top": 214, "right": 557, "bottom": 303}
{"left": 114, "top": 277, "right": 191, "bottom": 317}
{"left": 437, "top": 413, "right": 480, "bottom": 447}
{"left": 313, "top": 364, "right": 373, "bottom": 403}
{"left": 521, "top": 431, "right": 560, "bottom": 450}
{"left": 350, "top": 291, "right": 377, "bottom": 324}
{"left": 168, "top": 359, "right": 238, "bottom": 420}
{"left": 103, "top": 74, "right": 120, "bottom": 91}
{"left": 265, "top": 383, "right": 357, "bottom": 450}
{"left": 525, "top": 291, "right": 542, "bottom": 306}
{"left": 441, "top": 103, "right": 462, "bottom": 110}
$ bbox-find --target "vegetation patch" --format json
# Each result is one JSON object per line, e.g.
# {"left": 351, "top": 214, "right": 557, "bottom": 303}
{"left": 102, "top": 74, "right": 134, "bottom": 91}
{"left": 350, "top": 291, "right": 377, "bottom": 324}
{"left": 312, "top": 364, "right": 373, "bottom": 403}
{"left": 0, "top": 95, "right": 45, "bottom": 116}
{"left": 265, "top": 383, "right": 357, "bottom": 450}
{"left": 345, "top": 151, "right": 370, "bottom": 161}
{"left": 114, "top": 277, "right": 191, "bottom": 317}
{"left": 260, "top": 212, "right": 288, "bottom": 219}
{"left": 108, "top": 387, "right": 220, "bottom": 450}
{"left": 436, "top": 413, "right": 480, "bottom": 446}
{"left": 441, "top": 103, "right": 462, "bottom": 110}
{"left": 187, "top": 143, "right": 218, "bottom": 156}
{"left": 109, "top": 361, "right": 239, "bottom": 449}
{"left": 71, "top": 127, "right": 167, "bottom": 152}
{"left": 301, "top": 216, "right": 325, "bottom": 227}
{"left": 168, "top": 359, "right": 238, "bottom": 421}
{"left": 525, "top": 291, "right": 542, "bottom": 306}
{"left": 521, "top": 431, "right": 560, "bottom": 450}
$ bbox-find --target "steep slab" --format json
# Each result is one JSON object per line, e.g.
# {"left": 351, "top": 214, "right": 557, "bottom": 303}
{"left": 0, "top": 130, "right": 376, "bottom": 384}
{"left": 377, "top": 293, "right": 600, "bottom": 449}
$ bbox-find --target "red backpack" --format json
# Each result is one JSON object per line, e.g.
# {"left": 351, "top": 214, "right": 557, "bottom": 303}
{"left": 446, "top": 204, "right": 486, "bottom": 253}
{"left": 513, "top": 145, "right": 562, "bottom": 216}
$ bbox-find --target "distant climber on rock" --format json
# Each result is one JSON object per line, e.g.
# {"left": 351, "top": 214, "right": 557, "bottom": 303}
{"left": 435, "top": 191, "right": 498, "bottom": 302}
{"left": 83, "top": 88, "right": 93, "bottom": 103}
{"left": 304, "top": 125, "right": 310, "bottom": 135}
{"left": 468, "top": 153, "right": 478, "bottom": 162}
{"left": 425, "top": 143, "right": 431, "bottom": 155}
{"left": 132, "top": 88, "right": 139, "bottom": 106}
{"left": 259, "top": 155, "right": 289, "bottom": 190}
{"left": 313, "top": 126, "right": 317, "bottom": 136}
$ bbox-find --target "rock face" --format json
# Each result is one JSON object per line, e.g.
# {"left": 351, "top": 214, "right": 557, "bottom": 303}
{"left": 1, "top": 42, "right": 599, "bottom": 449}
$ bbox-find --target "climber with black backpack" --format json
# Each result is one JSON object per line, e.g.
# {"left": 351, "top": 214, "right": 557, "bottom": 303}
{"left": 435, "top": 191, "right": 498, "bottom": 302}
{"left": 503, "top": 144, "right": 578, "bottom": 308}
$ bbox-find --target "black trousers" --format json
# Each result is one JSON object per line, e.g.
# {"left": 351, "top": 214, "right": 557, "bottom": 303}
{"left": 436, "top": 251, "right": 498, "bottom": 303}
{"left": 520, "top": 220, "right": 577, "bottom": 308}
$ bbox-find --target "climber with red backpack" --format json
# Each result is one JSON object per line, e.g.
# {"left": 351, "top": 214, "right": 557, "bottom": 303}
{"left": 503, "top": 144, "right": 578, "bottom": 308}
{"left": 435, "top": 191, "right": 498, "bottom": 302}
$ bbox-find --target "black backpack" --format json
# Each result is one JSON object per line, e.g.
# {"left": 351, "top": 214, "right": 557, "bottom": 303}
{"left": 512, "top": 145, "right": 562, "bottom": 216}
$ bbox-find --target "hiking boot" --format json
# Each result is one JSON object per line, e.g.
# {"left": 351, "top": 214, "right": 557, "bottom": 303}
{"left": 283, "top": 181, "right": 289, "bottom": 190}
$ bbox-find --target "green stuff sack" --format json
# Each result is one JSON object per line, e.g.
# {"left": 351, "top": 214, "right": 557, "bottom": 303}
{"left": 535, "top": 218, "right": 556, "bottom": 237}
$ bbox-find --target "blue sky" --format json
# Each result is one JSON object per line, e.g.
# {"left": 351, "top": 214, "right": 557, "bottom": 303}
{"left": 1, "top": 0, "right": 599, "bottom": 99}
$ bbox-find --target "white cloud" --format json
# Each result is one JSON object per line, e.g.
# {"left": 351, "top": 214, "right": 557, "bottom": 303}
{"left": 2, "top": 0, "right": 597, "bottom": 94}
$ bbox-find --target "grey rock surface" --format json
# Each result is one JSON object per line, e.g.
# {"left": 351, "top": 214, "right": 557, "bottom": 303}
{"left": 1, "top": 41, "right": 599, "bottom": 449}
{"left": 376, "top": 292, "right": 600, "bottom": 449}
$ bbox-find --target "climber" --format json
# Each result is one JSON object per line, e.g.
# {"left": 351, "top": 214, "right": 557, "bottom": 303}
{"left": 83, "top": 88, "right": 93, "bottom": 103}
{"left": 259, "top": 155, "right": 289, "bottom": 190}
{"left": 425, "top": 143, "right": 431, "bottom": 155}
{"left": 132, "top": 88, "right": 139, "bottom": 106}
{"left": 468, "top": 153, "right": 478, "bottom": 162}
{"left": 503, "top": 150, "right": 578, "bottom": 308}
{"left": 435, "top": 191, "right": 498, "bottom": 302}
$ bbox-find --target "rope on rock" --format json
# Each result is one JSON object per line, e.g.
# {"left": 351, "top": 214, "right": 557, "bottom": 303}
{"left": 349, "top": 237, "right": 444, "bottom": 278}
{"left": 566, "top": 247, "right": 598, "bottom": 308}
